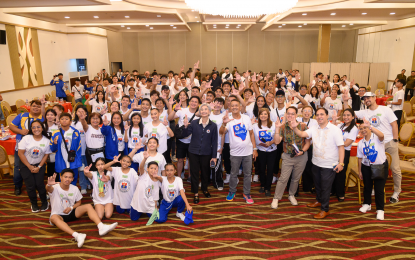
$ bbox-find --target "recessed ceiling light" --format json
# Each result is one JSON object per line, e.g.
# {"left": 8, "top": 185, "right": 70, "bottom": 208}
{"left": 342, "top": 25, "right": 346, "bottom": 27}
{"left": 94, "top": 16, "right": 99, "bottom": 18}
{"left": 302, "top": 13, "right": 307, "bottom": 15}
{"left": 146, "top": 25, "right": 149, "bottom": 27}
{"left": 331, "top": 13, "right": 336, "bottom": 15}
{"left": 350, "top": 23, "right": 354, "bottom": 25}
{"left": 390, "top": 12, "right": 395, "bottom": 15}
{"left": 173, "top": 27, "right": 176, "bottom": 29}
{"left": 125, "top": 16, "right": 129, "bottom": 18}
{"left": 362, "top": 13, "right": 367, "bottom": 15}
{"left": 127, "top": 27, "right": 130, "bottom": 29}
{"left": 121, "top": 25, "right": 125, "bottom": 27}
{"left": 298, "top": 25, "right": 302, "bottom": 27}
{"left": 195, "top": 16, "right": 198, "bottom": 18}
{"left": 278, "top": 26, "right": 282, "bottom": 28}
{"left": 170, "top": 25, "right": 173, "bottom": 26}
{"left": 197, "top": 21, "right": 199, "bottom": 22}
{"left": 150, "top": 27, "right": 153, "bottom": 29}
{"left": 226, "top": 24, "right": 229, "bottom": 26}
{"left": 282, "top": 24, "right": 286, "bottom": 25}
{"left": 64, "top": 16, "right": 70, "bottom": 19}
{"left": 157, "top": 15, "right": 161, "bottom": 17}
{"left": 304, "top": 23, "right": 307, "bottom": 25}
{"left": 191, "top": 10, "right": 194, "bottom": 12}
{"left": 238, "top": 24, "right": 241, "bottom": 26}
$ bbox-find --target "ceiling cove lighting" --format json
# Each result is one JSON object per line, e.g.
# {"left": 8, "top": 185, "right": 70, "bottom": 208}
{"left": 170, "top": 25, "right": 174, "bottom": 26}
{"left": 302, "top": 13, "right": 307, "bottom": 15}
{"left": 150, "top": 27, "right": 153, "bottom": 29}
{"left": 125, "top": 16, "right": 130, "bottom": 18}
{"left": 390, "top": 12, "right": 395, "bottom": 15}
{"left": 342, "top": 25, "right": 346, "bottom": 27}
{"left": 64, "top": 16, "right": 70, "bottom": 19}
{"left": 298, "top": 25, "right": 302, "bottom": 27}
{"left": 350, "top": 23, "right": 353, "bottom": 25}
{"left": 173, "top": 27, "right": 177, "bottom": 29}
{"left": 362, "top": 13, "right": 367, "bottom": 15}
{"left": 157, "top": 15, "right": 161, "bottom": 17}
{"left": 94, "top": 16, "right": 99, "bottom": 18}
{"left": 127, "top": 27, "right": 130, "bottom": 29}
{"left": 121, "top": 25, "right": 125, "bottom": 27}
{"left": 184, "top": 0, "right": 298, "bottom": 18}
{"left": 330, "top": 13, "right": 336, "bottom": 15}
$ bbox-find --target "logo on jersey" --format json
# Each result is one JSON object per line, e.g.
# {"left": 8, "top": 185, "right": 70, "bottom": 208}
{"left": 96, "top": 106, "right": 101, "bottom": 112}
{"left": 233, "top": 123, "right": 247, "bottom": 141}
{"left": 118, "top": 137, "right": 123, "bottom": 143}
{"left": 363, "top": 144, "right": 378, "bottom": 163}
{"left": 29, "top": 146, "right": 42, "bottom": 159}
{"left": 259, "top": 130, "right": 272, "bottom": 143}
{"left": 168, "top": 189, "right": 176, "bottom": 199}
{"left": 60, "top": 195, "right": 71, "bottom": 209}
{"left": 206, "top": 129, "right": 210, "bottom": 133}
{"left": 118, "top": 179, "right": 131, "bottom": 193}
{"left": 145, "top": 185, "right": 152, "bottom": 198}
{"left": 279, "top": 116, "right": 284, "bottom": 123}
{"left": 329, "top": 104, "right": 334, "bottom": 109}
{"left": 369, "top": 115, "right": 381, "bottom": 127}
{"left": 133, "top": 137, "right": 139, "bottom": 143}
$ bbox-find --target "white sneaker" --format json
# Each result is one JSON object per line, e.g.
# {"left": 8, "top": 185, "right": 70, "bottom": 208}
{"left": 288, "top": 195, "right": 298, "bottom": 206}
{"left": 271, "top": 199, "right": 278, "bottom": 209}
{"left": 224, "top": 174, "right": 230, "bottom": 184}
{"left": 376, "top": 210, "right": 385, "bottom": 220}
{"left": 371, "top": 189, "right": 375, "bottom": 196}
{"left": 272, "top": 176, "right": 278, "bottom": 184}
{"left": 218, "top": 187, "right": 223, "bottom": 191}
{"left": 75, "top": 233, "right": 86, "bottom": 248}
{"left": 389, "top": 192, "right": 399, "bottom": 203}
{"left": 199, "top": 182, "right": 201, "bottom": 188}
{"left": 87, "top": 185, "right": 92, "bottom": 190}
{"left": 359, "top": 204, "right": 371, "bottom": 213}
{"left": 184, "top": 160, "right": 189, "bottom": 170}
{"left": 176, "top": 212, "right": 185, "bottom": 221}
{"left": 81, "top": 189, "right": 87, "bottom": 195}
{"left": 98, "top": 222, "right": 118, "bottom": 236}
{"left": 238, "top": 169, "right": 242, "bottom": 175}
{"left": 253, "top": 175, "right": 259, "bottom": 182}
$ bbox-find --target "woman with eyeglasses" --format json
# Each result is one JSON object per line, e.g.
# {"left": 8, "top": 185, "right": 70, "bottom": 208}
{"left": 18, "top": 120, "right": 52, "bottom": 213}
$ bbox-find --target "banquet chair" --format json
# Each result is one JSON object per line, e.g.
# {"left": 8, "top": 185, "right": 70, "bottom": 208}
{"left": 377, "top": 81, "right": 386, "bottom": 90}
{"left": 410, "top": 96, "right": 415, "bottom": 112}
{"left": 51, "top": 90, "right": 56, "bottom": 97}
{"left": 6, "top": 114, "right": 17, "bottom": 127}
{"left": 15, "top": 99, "right": 25, "bottom": 108}
{"left": 1, "top": 104, "right": 11, "bottom": 119}
{"left": 16, "top": 107, "right": 28, "bottom": 114}
{"left": 403, "top": 102, "right": 415, "bottom": 122}
{"left": 73, "top": 102, "right": 83, "bottom": 112}
{"left": 0, "top": 145, "right": 14, "bottom": 179}
{"left": 375, "top": 89, "right": 384, "bottom": 96}
{"left": 1, "top": 101, "right": 12, "bottom": 113}
{"left": 398, "top": 122, "right": 415, "bottom": 160}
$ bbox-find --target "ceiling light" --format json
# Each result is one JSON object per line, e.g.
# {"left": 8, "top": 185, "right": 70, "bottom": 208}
{"left": 226, "top": 24, "right": 229, "bottom": 26}
{"left": 238, "top": 24, "right": 241, "bottom": 26}
{"left": 278, "top": 26, "right": 282, "bottom": 28}
{"left": 342, "top": 25, "right": 346, "bottom": 27}
{"left": 362, "top": 12, "right": 367, "bottom": 15}
{"left": 331, "top": 13, "right": 336, "bottom": 15}
{"left": 157, "top": 15, "right": 161, "bottom": 17}
{"left": 350, "top": 23, "right": 353, "bottom": 25}
{"left": 197, "top": 21, "right": 199, "bottom": 22}
{"left": 302, "top": 13, "right": 307, "bottom": 15}
{"left": 390, "top": 12, "right": 395, "bottom": 15}
{"left": 94, "top": 16, "right": 99, "bottom": 18}
{"left": 146, "top": 25, "right": 149, "bottom": 27}
{"left": 184, "top": 0, "right": 298, "bottom": 17}
{"left": 170, "top": 25, "right": 174, "bottom": 26}
{"left": 304, "top": 23, "right": 307, "bottom": 25}
{"left": 127, "top": 27, "right": 130, "bottom": 29}
{"left": 298, "top": 25, "right": 302, "bottom": 27}
{"left": 173, "top": 27, "right": 176, "bottom": 29}
{"left": 110, "top": 0, "right": 122, "bottom": 1}
{"left": 150, "top": 27, "right": 153, "bottom": 29}
{"left": 121, "top": 25, "right": 125, "bottom": 27}
{"left": 64, "top": 16, "right": 70, "bottom": 19}
{"left": 125, "top": 16, "right": 130, "bottom": 18}
{"left": 195, "top": 16, "right": 198, "bottom": 18}
{"left": 282, "top": 24, "right": 286, "bottom": 25}
{"left": 192, "top": 9, "right": 195, "bottom": 12}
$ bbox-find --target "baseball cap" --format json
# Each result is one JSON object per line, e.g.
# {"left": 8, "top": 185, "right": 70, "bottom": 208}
{"left": 361, "top": 92, "right": 376, "bottom": 100}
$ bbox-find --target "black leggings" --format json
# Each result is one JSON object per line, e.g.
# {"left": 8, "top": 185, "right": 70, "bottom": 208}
{"left": 301, "top": 147, "right": 314, "bottom": 192}
{"left": 257, "top": 150, "right": 278, "bottom": 191}
{"left": 273, "top": 142, "right": 284, "bottom": 175}
{"left": 20, "top": 163, "right": 47, "bottom": 205}
{"left": 222, "top": 143, "right": 231, "bottom": 174}
{"left": 332, "top": 150, "right": 351, "bottom": 198}
{"left": 361, "top": 161, "right": 388, "bottom": 211}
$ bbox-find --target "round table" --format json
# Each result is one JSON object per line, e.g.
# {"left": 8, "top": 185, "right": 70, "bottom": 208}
{"left": 0, "top": 133, "right": 16, "bottom": 155}
{"left": 376, "top": 95, "right": 392, "bottom": 106}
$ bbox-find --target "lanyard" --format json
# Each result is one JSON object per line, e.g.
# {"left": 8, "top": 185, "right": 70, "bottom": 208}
{"left": 363, "top": 134, "right": 374, "bottom": 159}
{"left": 302, "top": 117, "right": 310, "bottom": 127}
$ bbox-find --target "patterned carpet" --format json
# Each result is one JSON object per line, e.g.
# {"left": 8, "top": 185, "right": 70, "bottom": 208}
{"left": 1, "top": 171, "right": 415, "bottom": 260}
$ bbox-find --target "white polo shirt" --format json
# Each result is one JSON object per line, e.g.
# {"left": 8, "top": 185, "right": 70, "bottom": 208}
{"left": 305, "top": 122, "right": 344, "bottom": 168}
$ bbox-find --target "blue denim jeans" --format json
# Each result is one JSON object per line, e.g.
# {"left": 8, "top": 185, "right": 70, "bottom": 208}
{"left": 13, "top": 149, "right": 23, "bottom": 188}
{"left": 78, "top": 155, "right": 90, "bottom": 190}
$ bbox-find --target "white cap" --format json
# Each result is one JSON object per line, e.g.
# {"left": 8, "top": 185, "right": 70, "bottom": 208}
{"left": 361, "top": 92, "right": 375, "bottom": 100}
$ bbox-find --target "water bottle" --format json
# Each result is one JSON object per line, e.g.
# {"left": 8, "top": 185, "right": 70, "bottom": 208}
{"left": 1, "top": 124, "right": 5, "bottom": 138}
{"left": 25, "top": 99, "right": 29, "bottom": 106}
{"left": 60, "top": 98, "right": 63, "bottom": 103}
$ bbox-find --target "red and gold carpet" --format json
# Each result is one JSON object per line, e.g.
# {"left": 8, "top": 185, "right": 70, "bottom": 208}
{"left": 1, "top": 172, "right": 415, "bottom": 260}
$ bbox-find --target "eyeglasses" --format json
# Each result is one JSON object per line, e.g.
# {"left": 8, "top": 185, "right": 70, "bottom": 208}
{"left": 32, "top": 126, "right": 42, "bottom": 130}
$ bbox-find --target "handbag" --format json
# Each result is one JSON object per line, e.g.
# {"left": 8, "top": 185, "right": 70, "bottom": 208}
{"left": 174, "top": 111, "right": 197, "bottom": 139}
{"left": 370, "top": 163, "right": 386, "bottom": 180}
{"left": 60, "top": 129, "right": 76, "bottom": 163}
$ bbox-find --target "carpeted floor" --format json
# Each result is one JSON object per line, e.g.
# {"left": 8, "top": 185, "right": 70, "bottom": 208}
{"left": 1, "top": 171, "right": 415, "bottom": 260}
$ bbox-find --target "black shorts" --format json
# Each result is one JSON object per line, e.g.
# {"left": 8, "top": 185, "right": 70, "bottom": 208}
{"left": 176, "top": 139, "right": 190, "bottom": 159}
{"left": 60, "top": 209, "right": 78, "bottom": 223}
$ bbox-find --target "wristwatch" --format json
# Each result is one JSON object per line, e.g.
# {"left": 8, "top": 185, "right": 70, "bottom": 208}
{"left": 253, "top": 148, "right": 258, "bottom": 151}
{"left": 340, "top": 163, "right": 345, "bottom": 167}
{"left": 393, "top": 139, "right": 398, "bottom": 142}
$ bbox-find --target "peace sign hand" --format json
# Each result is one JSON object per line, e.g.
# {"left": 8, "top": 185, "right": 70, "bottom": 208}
{"left": 113, "top": 154, "right": 121, "bottom": 163}
{"left": 289, "top": 119, "right": 299, "bottom": 129}
{"left": 222, "top": 111, "right": 234, "bottom": 124}
{"left": 48, "top": 173, "right": 59, "bottom": 186}
{"left": 84, "top": 164, "right": 93, "bottom": 174}
{"left": 100, "top": 175, "right": 110, "bottom": 182}
{"left": 251, "top": 72, "right": 257, "bottom": 82}
{"left": 143, "top": 150, "right": 149, "bottom": 159}
{"left": 103, "top": 115, "right": 109, "bottom": 126}
{"left": 362, "top": 117, "right": 371, "bottom": 128}
{"left": 162, "top": 117, "right": 169, "bottom": 126}
{"left": 275, "top": 118, "right": 283, "bottom": 128}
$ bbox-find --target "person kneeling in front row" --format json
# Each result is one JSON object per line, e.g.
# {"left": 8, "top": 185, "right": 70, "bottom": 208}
{"left": 47, "top": 169, "right": 118, "bottom": 248}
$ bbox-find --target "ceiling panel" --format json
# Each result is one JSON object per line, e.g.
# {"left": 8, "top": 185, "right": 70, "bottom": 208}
{"left": 0, "top": 0, "right": 110, "bottom": 8}
{"left": 205, "top": 24, "right": 250, "bottom": 31}
{"left": 266, "top": 23, "right": 375, "bottom": 30}
{"left": 105, "top": 24, "right": 188, "bottom": 31}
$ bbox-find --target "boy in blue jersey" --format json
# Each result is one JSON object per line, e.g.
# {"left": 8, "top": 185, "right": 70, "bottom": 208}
{"left": 50, "top": 113, "right": 82, "bottom": 185}
{"left": 50, "top": 73, "right": 68, "bottom": 100}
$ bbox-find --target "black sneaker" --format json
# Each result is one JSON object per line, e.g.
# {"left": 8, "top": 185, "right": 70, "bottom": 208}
{"left": 40, "top": 201, "right": 49, "bottom": 211}
{"left": 31, "top": 203, "right": 40, "bottom": 213}
{"left": 14, "top": 187, "right": 21, "bottom": 196}
{"left": 259, "top": 187, "right": 265, "bottom": 193}
{"left": 265, "top": 190, "right": 271, "bottom": 197}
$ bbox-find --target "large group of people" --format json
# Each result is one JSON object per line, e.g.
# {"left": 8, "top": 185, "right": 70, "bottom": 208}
{"left": 6, "top": 62, "right": 411, "bottom": 248}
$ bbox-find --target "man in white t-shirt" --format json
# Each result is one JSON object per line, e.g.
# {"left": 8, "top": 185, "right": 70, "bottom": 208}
{"left": 219, "top": 99, "right": 258, "bottom": 204}
{"left": 292, "top": 107, "right": 345, "bottom": 219}
{"left": 276, "top": 69, "right": 284, "bottom": 79}
{"left": 222, "top": 67, "right": 233, "bottom": 83}
{"left": 348, "top": 92, "right": 401, "bottom": 203}
{"left": 72, "top": 78, "right": 84, "bottom": 104}
{"left": 46, "top": 170, "right": 118, "bottom": 248}
{"left": 386, "top": 78, "right": 405, "bottom": 129}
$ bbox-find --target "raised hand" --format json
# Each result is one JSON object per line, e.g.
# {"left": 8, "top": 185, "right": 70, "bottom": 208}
{"left": 248, "top": 95, "right": 255, "bottom": 103}
{"left": 77, "top": 109, "right": 87, "bottom": 120}
{"left": 362, "top": 117, "right": 371, "bottom": 128}
{"left": 313, "top": 71, "right": 316, "bottom": 78}
{"left": 84, "top": 164, "right": 92, "bottom": 174}
{"left": 103, "top": 115, "right": 109, "bottom": 126}
{"left": 174, "top": 100, "right": 182, "bottom": 111}
{"left": 131, "top": 102, "right": 137, "bottom": 109}
{"left": 275, "top": 118, "right": 282, "bottom": 128}
{"left": 266, "top": 72, "right": 271, "bottom": 80}
{"left": 285, "top": 100, "right": 292, "bottom": 109}
{"left": 295, "top": 73, "right": 300, "bottom": 81}
{"left": 251, "top": 72, "right": 257, "bottom": 82}
{"left": 194, "top": 60, "right": 199, "bottom": 69}
{"left": 124, "top": 124, "right": 130, "bottom": 131}
{"left": 169, "top": 96, "right": 175, "bottom": 105}
{"left": 332, "top": 110, "right": 338, "bottom": 122}
{"left": 40, "top": 95, "right": 46, "bottom": 104}
{"left": 53, "top": 135, "right": 59, "bottom": 145}
{"left": 136, "top": 88, "right": 142, "bottom": 98}
{"left": 289, "top": 119, "right": 299, "bottom": 129}
{"left": 143, "top": 150, "right": 149, "bottom": 159}
{"left": 351, "top": 79, "right": 355, "bottom": 86}
{"left": 222, "top": 110, "right": 234, "bottom": 124}
{"left": 161, "top": 92, "right": 167, "bottom": 100}
{"left": 113, "top": 154, "right": 121, "bottom": 163}
{"left": 162, "top": 117, "right": 169, "bottom": 126}
{"left": 231, "top": 86, "right": 239, "bottom": 96}
{"left": 180, "top": 65, "right": 184, "bottom": 73}
{"left": 251, "top": 117, "right": 257, "bottom": 125}
{"left": 100, "top": 175, "right": 110, "bottom": 182}
{"left": 183, "top": 115, "right": 189, "bottom": 128}
{"left": 235, "top": 72, "right": 241, "bottom": 82}
{"left": 209, "top": 101, "right": 215, "bottom": 110}
{"left": 324, "top": 92, "right": 329, "bottom": 98}
{"left": 48, "top": 173, "right": 59, "bottom": 185}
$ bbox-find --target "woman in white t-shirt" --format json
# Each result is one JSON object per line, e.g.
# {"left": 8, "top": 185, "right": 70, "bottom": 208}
{"left": 18, "top": 120, "right": 52, "bottom": 212}
{"left": 331, "top": 108, "right": 359, "bottom": 201}
{"left": 130, "top": 137, "right": 167, "bottom": 177}
{"left": 153, "top": 163, "right": 193, "bottom": 223}
{"left": 102, "top": 101, "right": 120, "bottom": 121}
{"left": 143, "top": 108, "right": 174, "bottom": 157}
{"left": 357, "top": 118, "right": 388, "bottom": 220}
{"left": 84, "top": 158, "right": 113, "bottom": 220}
{"left": 321, "top": 89, "right": 343, "bottom": 120}
{"left": 124, "top": 112, "right": 144, "bottom": 171}
{"left": 44, "top": 109, "right": 59, "bottom": 181}
{"left": 253, "top": 108, "right": 278, "bottom": 197}
{"left": 85, "top": 91, "right": 107, "bottom": 114}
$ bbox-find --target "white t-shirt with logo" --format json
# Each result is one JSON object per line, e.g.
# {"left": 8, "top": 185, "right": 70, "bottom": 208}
{"left": 18, "top": 135, "right": 52, "bottom": 165}
{"left": 71, "top": 122, "right": 86, "bottom": 155}
{"left": 226, "top": 114, "right": 253, "bottom": 156}
{"left": 115, "top": 128, "right": 125, "bottom": 152}
{"left": 160, "top": 176, "right": 184, "bottom": 203}
{"left": 88, "top": 171, "right": 113, "bottom": 205}
{"left": 126, "top": 127, "right": 143, "bottom": 149}
{"left": 143, "top": 122, "right": 169, "bottom": 154}
{"left": 130, "top": 172, "right": 160, "bottom": 214}
{"left": 357, "top": 134, "right": 386, "bottom": 166}
{"left": 88, "top": 99, "right": 107, "bottom": 114}
{"left": 175, "top": 108, "right": 199, "bottom": 144}
{"left": 253, "top": 123, "right": 277, "bottom": 152}
{"left": 132, "top": 152, "right": 166, "bottom": 176}
{"left": 85, "top": 125, "right": 105, "bottom": 149}
{"left": 323, "top": 98, "right": 343, "bottom": 120}
{"left": 354, "top": 106, "right": 397, "bottom": 143}
{"left": 392, "top": 89, "right": 404, "bottom": 111}
{"left": 49, "top": 184, "right": 83, "bottom": 217}
{"left": 338, "top": 124, "right": 359, "bottom": 151}
{"left": 210, "top": 111, "right": 226, "bottom": 157}
{"left": 270, "top": 107, "right": 286, "bottom": 123}
{"left": 111, "top": 167, "right": 138, "bottom": 209}
{"left": 72, "top": 85, "right": 84, "bottom": 100}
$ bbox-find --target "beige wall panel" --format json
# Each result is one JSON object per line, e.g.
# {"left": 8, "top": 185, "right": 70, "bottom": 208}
{"left": 330, "top": 31, "right": 357, "bottom": 62}
{"left": 279, "top": 32, "right": 295, "bottom": 73}
{"left": 232, "top": 31, "right": 249, "bottom": 73}
{"left": 216, "top": 32, "right": 232, "bottom": 71}
{"left": 186, "top": 24, "right": 201, "bottom": 70}
{"left": 153, "top": 33, "right": 170, "bottom": 74}
{"left": 350, "top": 62, "right": 370, "bottom": 87}
{"left": 310, "top": 62, "right": 330, "bottom": 82}
{"left": 169, "top": 32, "right": 186, "bottom": 73}
{"left": 122, "top": 32, "right": 139, "bottom": 72}
{"left": 248, "top": 25, "right": 265, "bottom": 73}
{"left": 294, "top": 32, "right": 315, "bottom": 63}
{"left": 330, "top": 63, "right": 350, "bottom": 81}
{"left": 137, "top": 32, "right": 154, "bottom": 73}
{"left": 263, "top": 32, "right": 280, "bottom": 73}
{"left": 292, "top": 62, "right": 300, "bottom": 70}
{"left": 369, "top": 63, "right": 389, "bottom": 92}
{"left": 308, "top": 33, "right": 319, "bottom": 62}
{"left": 302, "top": 63, "right": 311, "bottom": 85}
{"left": 107, "top": 30, "right": 124, "bottom": 65}
{"left": 201, "top": 31, "right": 217, "bottom": 74}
